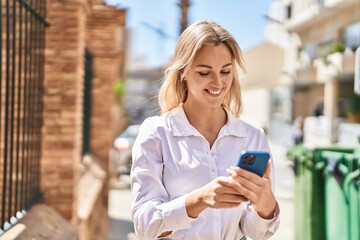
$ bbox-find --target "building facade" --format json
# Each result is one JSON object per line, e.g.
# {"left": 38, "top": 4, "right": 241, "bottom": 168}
{"left": 282, "top": 0, "right": 360, "bottom": 145}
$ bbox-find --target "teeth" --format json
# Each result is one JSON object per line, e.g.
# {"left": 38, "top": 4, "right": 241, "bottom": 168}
{"left": 208, "top": 89, "right": 221, "bottom": 95}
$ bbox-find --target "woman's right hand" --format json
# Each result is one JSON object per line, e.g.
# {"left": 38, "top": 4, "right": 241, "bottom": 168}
{"left": 185, "top": 176, "right": 248, "bottom": 218}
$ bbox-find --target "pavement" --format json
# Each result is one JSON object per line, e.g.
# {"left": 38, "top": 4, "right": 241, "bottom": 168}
{"left": 107, "top": 175, "right": 135, "bottom": 240}
{"left": 106, "top": 141, "right": 295, "bottom": 240}
{"left": 269, "top": 142, "right": 295, "bottom": 240}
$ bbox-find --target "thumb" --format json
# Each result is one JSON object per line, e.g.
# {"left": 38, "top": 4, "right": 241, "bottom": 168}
{"left": 263, "top": 160, "right": 271, "bottom": 180}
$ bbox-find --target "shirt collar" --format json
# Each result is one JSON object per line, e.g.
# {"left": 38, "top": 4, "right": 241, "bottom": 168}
{"left": 169, "top": 104, "right": 201, "bottom": 137}
{"left": 220, "top": 109, "right": 248, "bottom": 138}
{"left": 168, "top": 104, "right": 247, "bottom": 138}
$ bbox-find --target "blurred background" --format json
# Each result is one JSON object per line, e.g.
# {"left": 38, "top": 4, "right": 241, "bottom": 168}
{"left": 0, "top": 0, "right": 359, "bottom": 240}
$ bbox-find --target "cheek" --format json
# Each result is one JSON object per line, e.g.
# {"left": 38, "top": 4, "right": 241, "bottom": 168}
{"left": 186, "top": 79, "right": 202, "bottom": 93}
{"left": 223, "top": 77, "right": 234, "bottom": 94}
{"left": 186, "top": 75, "right": 205, "bottom": 89}
{"left": 225, "top": 75, "right": 233, "bottom": 86}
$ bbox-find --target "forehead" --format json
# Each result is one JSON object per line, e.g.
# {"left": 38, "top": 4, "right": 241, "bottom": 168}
{"left": 192, "top": 43, "right": 232, "bottom": 67}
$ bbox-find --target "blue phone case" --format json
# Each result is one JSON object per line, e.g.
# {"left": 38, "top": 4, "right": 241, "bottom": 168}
{"left": 237, "top": 150, "right": 270, "bottom": 176}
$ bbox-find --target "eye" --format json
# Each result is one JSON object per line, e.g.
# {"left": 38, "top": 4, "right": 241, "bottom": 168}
{"left": 198, "top": 72, "right": 210, "bottom": 76}
{"left": 220, "top": 71, "right": 231, "bottom": 75}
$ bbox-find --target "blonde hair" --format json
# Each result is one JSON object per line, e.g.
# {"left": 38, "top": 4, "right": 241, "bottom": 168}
{"left": 158, "top": 20, "right": 246, "bottom": 117}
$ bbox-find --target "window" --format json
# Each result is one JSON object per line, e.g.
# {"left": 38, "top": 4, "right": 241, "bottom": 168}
{"left": 286, "top": 4, "right": 292, "bottom": 19}
{"left": 344, "top": 21, "right": 360, "bottom": 51}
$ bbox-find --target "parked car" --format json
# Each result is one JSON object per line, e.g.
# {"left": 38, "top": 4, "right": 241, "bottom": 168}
{"left": 113, "top": 124, "right": 141, "bottom": 175}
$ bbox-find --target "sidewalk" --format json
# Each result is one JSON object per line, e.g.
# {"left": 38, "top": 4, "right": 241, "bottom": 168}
{"left": 107, "top": 176, "right": 134, "bottom": 240}
{"left": 270, "top": 142, "right": 295, "bottom": 240}
{"left": 107, "top": 142, "right": 295, "bottom": 240}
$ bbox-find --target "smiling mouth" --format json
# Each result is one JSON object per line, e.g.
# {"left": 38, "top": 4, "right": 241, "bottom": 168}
{"left": 207, "top": 89, "right": 222, "bottom": 95}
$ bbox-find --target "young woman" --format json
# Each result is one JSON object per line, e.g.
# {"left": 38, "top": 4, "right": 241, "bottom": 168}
{"left": 131, "top": 20, "right": 280, "bottom": 240}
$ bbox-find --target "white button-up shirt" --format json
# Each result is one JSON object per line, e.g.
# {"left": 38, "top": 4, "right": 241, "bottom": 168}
{"left": 131, "top": 105, "right": 280, "bottom": 240}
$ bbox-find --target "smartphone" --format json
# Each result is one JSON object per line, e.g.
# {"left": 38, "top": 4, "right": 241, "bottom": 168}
{"left": 237, "top": 150, "right": 270, "bottom": 177}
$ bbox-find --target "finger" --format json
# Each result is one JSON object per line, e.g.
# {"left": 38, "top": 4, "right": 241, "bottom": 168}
{"left": 217, "top": 177, "right": 251, "bottom": 197}
{"left": 210, "top": 189, "right": 248, "bottom": 208}
{"left": 236, "top": 175, "right": 261, "bottom": 193}
{"left": 226, "top": 168, "right": 237, "bottom": 177}
{"left": 217, "top": 177, "right": 242, "bottom": 191}
{"left": 222, "top": 179, "right": 258, "bottom": 202}
{"left": 220, "top": 192, "right": 248, "bottom": 204}
{"left": 263, "top": 160, "right": 271, "bottom": 180}
{"left": 230, "top": 179, "right": 259, "bottom": 203}
{"left": 231, "top": 166, "right": 262, "bottom": 184}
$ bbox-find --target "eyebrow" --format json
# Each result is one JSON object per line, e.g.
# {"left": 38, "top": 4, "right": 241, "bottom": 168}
{"left": 196, "top": 63, "right": 232, "bottom": 69}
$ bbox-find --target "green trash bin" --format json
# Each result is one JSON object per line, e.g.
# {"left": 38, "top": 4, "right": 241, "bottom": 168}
{"left": 316, "top": 150, "right": 360, "bottom": 240}
{"left": 354, "top": 141, "right": 360, "bottom": 240}
{"left": 345, "top": 161, "right": 360, "bottom": 240}
{"left": 287, "top": 145, "right": 357, "bottom": 240}
{"left": 287, "top": 145, "right": 326, "bottom": 240}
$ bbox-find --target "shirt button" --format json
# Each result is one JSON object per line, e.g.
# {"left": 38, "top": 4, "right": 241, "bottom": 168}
{"left": 211, "top": 168, "right": 215, "bottom": 172}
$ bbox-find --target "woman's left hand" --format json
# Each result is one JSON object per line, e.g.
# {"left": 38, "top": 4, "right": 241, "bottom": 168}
{"left": 227, "top": 161, "right": 277, "bottom": 219}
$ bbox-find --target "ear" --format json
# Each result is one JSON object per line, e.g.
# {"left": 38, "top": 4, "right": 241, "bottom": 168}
{"left": 181, "top": 72, "right": 186, "bottom": 81}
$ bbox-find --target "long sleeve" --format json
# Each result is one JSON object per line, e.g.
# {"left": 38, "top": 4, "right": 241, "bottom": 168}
{"left": 130, "top": 118, "right": 195, "bottom": 239}
{"left": 240, "top": 129, "right": 281, "bottom": 239}
{"left": 241, "top": 203, "right": 280, "bottom": 239}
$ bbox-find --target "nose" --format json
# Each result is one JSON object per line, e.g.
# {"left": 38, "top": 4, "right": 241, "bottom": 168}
{"left": 212, "top": 74, "right": 222, "bottom": 87}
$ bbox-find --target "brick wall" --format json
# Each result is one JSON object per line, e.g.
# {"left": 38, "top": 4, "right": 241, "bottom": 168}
{"left": 42, "top": 0, "right": 89, "bottom": 222}
{"left": 42, "top": 0, "right": 127, "bottom": 235}
{"left": 86, "top": 5, "right": 127, "bottom": 168}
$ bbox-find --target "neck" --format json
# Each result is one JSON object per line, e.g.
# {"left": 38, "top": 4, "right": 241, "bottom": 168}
{"left": 182, "top": 102, "right": 227, "bottom": 130}
{"left": 183, "top": 102, "right": 227, "bottom": 148}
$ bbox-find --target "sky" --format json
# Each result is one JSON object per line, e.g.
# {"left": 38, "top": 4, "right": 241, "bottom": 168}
{"left": 105, "top": 0, "right": 273, "bottom": 68}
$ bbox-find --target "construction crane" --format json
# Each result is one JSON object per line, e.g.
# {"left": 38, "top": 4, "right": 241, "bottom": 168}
{"left": 140, "top": 0, "right": 192, "bottom": 65}
{"left": 178, "top": 0, "right": 191, "bottom": 35}
{"left": 142, "top": 0, "right": 191, "bottom": 38}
